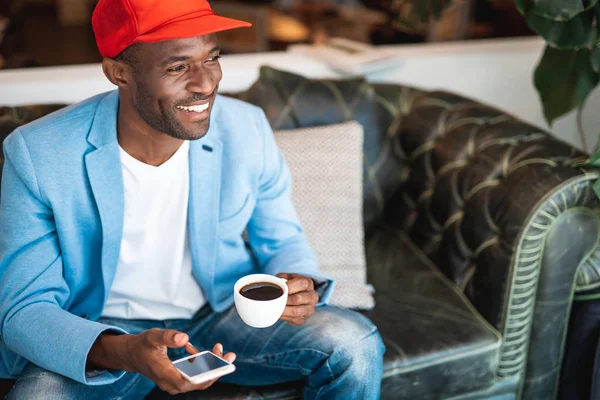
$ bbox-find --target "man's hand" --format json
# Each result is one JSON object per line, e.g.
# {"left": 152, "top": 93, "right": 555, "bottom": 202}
{"left": 276, "top": 273, "right": 319, "bottom": 326}
{"left": 88, "top": 329, "right": 235, "bottom": 395}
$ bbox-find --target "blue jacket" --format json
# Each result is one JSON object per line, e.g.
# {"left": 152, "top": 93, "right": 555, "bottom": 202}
{"left": 0, "top": 91, "right": 333, "bottom": 385}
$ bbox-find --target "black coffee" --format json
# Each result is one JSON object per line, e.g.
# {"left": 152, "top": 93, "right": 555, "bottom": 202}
{"left": 240, "top": 282, "right": 283, "bottom": 301}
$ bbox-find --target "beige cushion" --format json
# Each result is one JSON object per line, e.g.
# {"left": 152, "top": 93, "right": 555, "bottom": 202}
{"left": 274, "top": 121, "right": 374, "bottom": 309}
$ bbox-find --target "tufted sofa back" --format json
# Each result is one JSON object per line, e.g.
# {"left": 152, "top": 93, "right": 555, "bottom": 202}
{"left": 384, "top": 91, "right": 588, "bottom": 326}
{"left": 235, "top": 66, "right": 589, "bottom": 321}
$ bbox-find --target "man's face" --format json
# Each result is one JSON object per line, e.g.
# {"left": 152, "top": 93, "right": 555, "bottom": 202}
{"left": 126, "top": 34, "right": 222, "bottom": 141}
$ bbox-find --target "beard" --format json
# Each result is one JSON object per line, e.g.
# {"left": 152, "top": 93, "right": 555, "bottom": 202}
{"left": 132, "top": 81, "right": 214, "bottom": 141}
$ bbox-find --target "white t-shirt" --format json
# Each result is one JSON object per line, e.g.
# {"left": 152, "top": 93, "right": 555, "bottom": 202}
{"left": 101, "top": 141, "right": 206, "bottom": 320}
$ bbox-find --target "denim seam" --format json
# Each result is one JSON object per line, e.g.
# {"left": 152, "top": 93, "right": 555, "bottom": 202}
{"left": 5, "top": 380, "right": 17, "bottom": 400}
{"left": 360, "top": 325, "right": 380, "bottom": 341}
{"left": 312, "top": 358, "right": 334, "bottom": 399}
{"left": 238, "top": 359, "right": 313, "bottom": 376}
{"left": 236, "top": 348, "right": 332, "bottom": 377}
{"left": 4, "top": 384, "right": 17, "bottom": 400}
{"left": 12, "top": 372, "right": 52, "bottom": 381}
{"left": 238, "top": 347, "right": 330, "bottom": 362}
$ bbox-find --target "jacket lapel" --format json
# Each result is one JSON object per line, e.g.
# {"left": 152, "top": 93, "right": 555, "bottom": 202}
{"left": 82, "top": 90, "right": 223, "bottom": 304}
{"left": 84, "top": 91, "right": 124, "bottom": 299}
{"left": 188, "top": 136, "right": 222, "bottom": 303}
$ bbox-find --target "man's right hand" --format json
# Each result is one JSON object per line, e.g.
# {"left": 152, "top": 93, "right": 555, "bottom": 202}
{"left": 88, "top": 328, "right": 236, "bottom": 395}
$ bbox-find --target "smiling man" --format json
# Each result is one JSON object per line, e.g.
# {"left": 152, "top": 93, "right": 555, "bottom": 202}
{"left": 0, "top": 0, "right": 384, "bottom": 399}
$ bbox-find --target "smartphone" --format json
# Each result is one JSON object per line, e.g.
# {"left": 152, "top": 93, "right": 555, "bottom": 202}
{"left": 172, "top": 351, "right": 236, "bottom": 385}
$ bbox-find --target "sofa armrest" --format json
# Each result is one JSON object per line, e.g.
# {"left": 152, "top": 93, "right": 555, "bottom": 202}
{"left": 367, "top": 87, "right": 600, "bottom": 398}
{"left": 505, "top": 169, "right": 600, "bottom": 399}
{"left": 373, "top": 162, "right": 600, "bottom": 399}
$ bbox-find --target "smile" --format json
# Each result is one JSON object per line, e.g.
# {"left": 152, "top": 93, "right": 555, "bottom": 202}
{"left": 177, "top": 104, "right": 210, "bottom": 113}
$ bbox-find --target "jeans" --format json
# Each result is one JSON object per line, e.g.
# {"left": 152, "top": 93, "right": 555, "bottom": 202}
{"left": 6, "top": 305, "right": 385, "bottom": 400}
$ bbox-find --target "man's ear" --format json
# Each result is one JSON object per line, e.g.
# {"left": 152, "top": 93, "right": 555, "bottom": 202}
{"left": 102, "top": 58, "right": 131, "bottom": 88}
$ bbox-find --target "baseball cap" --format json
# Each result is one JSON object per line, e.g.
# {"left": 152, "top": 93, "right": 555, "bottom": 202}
{"left": 92, "top": 0, "right": 252, "bottom": 59}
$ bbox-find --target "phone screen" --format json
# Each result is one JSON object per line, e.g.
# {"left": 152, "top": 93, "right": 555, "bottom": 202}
{"left": 174, "top": 352, "right": 230, "bottom": 377}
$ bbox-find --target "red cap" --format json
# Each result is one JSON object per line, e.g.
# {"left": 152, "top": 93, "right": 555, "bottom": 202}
{"left": 92, "top": 0, "right": 252, "bottom": 58}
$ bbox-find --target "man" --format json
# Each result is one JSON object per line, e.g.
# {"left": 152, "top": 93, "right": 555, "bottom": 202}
{"left": 0, "top": 0, "right": 384, "bottom": 398}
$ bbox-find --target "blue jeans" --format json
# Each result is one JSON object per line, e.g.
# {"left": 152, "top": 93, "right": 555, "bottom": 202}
{"left": 6, "top": 305, "right": 385, "bottom": 399}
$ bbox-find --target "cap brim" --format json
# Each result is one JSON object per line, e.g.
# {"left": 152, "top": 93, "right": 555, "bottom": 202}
{"left": 135, "top": 15, "right": 252, "bottom": 45}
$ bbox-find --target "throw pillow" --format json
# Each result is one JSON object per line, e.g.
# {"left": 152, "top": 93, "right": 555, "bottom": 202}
{"left": 274, "top": 121, "right": 374, "bottom": 310}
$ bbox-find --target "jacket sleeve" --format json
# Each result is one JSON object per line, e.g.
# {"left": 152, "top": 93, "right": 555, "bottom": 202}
{"left": 0, "top": 130, "right": 127, "bottom": 385}
{"left": 246, "top": 110, "right": 335, "bottom": 305}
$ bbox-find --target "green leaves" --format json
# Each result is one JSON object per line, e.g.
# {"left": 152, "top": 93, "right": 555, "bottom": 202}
{"left": 524, "top": 2, "right": 600, "bottom": 182}
{"left": 515, "top": 0, "right": 529, "bottom": 14}
{"left": 532, "top": 0, "right": 589, "bottom": 21}
{"left": 594, "top": 178, "right": 600, "bottom": 198}
{"left": 587, "top": 147, "right": 600, "bottom": 166}
{"left": 521, "top": 1, "right": 600, "bottom": 129}
{"left": 527, "top": 7, "right": 596, "bottom": 49}
{"left": 534, "top": 46, "right": 599, "bottom": 125}
{"left": 391, "top": 0, "right": 600, "bottom": 152}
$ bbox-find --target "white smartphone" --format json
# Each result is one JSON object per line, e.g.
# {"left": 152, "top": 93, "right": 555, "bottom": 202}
{"left": 172, "top": 351, "right": 236, "bottom": 385}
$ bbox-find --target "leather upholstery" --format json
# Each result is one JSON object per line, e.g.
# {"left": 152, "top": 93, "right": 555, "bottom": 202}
{"left": 2, "top": 66, "right": 600, "bottom": 399}
{"left": 366, "top": 229, "right": 501, "bottom": 399}
{"left": 229, "top": 66, "right": 600, "bottom": 399}
{"left": 516, "top": 183, "right": 600, "bottom": 399}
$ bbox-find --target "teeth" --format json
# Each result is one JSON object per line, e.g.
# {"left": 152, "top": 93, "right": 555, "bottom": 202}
{"left": 177, "top": 103, "right": 210, "bottom": 112}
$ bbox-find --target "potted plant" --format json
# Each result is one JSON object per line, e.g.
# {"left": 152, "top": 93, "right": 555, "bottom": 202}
{"left": 514, "top": 1, "right": 600, "bottom": 195}
{"left": 385, "top": 0, "right": 600, "bottom": 192}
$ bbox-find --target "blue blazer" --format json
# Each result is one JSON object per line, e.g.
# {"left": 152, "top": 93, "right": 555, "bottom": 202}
{"left": 0, "top": 91, "right": 333, "bottom": 384}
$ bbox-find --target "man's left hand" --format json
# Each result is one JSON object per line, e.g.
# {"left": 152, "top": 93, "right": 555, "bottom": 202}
{"left": 276, "top": 273, "right": 318, "bottom": 326}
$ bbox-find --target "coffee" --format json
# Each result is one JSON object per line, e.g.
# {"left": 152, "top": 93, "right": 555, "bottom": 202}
{"left": 240, "top": 282, "right": 284, "bottom": 301}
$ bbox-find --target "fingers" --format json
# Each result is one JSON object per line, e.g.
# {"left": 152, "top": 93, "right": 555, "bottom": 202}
{"left": 152, "top": 357, "right": 194, "bottom": 395}
{"left": 275, "top": 272, "right": 291, "bottom": 280}
{"left": 282, "top": 316, "right": 308, "bottom": 326}
{"left": 146, "top": 328, "right": 188, "bottom": 349}
{"left": 223, "top": 352, "right": 236, "bottom": 364}
{"left": 281, "top": 304, "right": 315, "bottom": 325}
{"left": 212, "top": 343, "right": 224, "bottom": 357}
{"left": 212, "top": 343, "right": 236, "bottom": 364}
{"left": 285, "top": 276, "right": 314, "bottom": 295}
{"left": 287, "top": 291, "right": 318, "bottom": 306}
{"left": 155, "top": 343, "right": 237, "bottom": 395}
{"left": 186, "top": 345, "right": 235, "bottom": 392}
{"left": 185, "top": 342, "right": 200, "bottom": 356}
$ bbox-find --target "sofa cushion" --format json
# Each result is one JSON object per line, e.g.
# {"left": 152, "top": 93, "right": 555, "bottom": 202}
{"left": 274, "top": 121, "right": 373, "bottom": 309}
{"left": 365, "top": 230, "right": 502, "bottom": 399}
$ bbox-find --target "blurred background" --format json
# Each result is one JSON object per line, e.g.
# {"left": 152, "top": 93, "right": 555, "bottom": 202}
{"left": 4, "top": 0, "right": 598, "bottom": 153}
{"left": 0, "top": 0, "right": 535, "bottom": 69}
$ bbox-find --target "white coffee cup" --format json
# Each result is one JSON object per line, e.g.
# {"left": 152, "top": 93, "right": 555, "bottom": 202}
{"left": 234, "top": 274, "right": 289, "bottom": 328}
